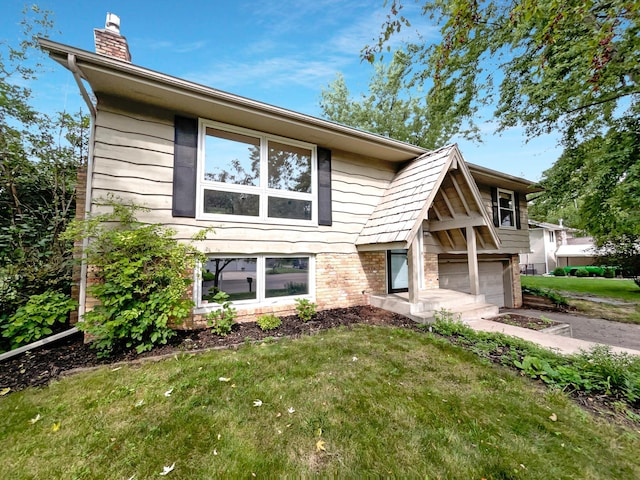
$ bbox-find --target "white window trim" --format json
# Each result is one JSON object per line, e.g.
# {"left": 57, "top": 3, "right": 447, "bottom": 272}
{"left": 497, "top": 188, "right": 517, "bottom": 230}
{"left": 194, "top": 254, "right": 316, "bottom": 314}
{"left": 196, "top": 119, "right": 318, "bottom": 226}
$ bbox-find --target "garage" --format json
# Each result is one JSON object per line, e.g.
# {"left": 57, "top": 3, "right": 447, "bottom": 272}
{"left": 438, "top": 259, "right": 507, "bottom": 307}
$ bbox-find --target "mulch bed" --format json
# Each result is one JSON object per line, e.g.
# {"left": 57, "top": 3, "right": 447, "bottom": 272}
{"left": 486, "top": 313, "right": 561, "bottom": 331}
{"left": 0, "top": 306, "right": 415, "bottom": 394}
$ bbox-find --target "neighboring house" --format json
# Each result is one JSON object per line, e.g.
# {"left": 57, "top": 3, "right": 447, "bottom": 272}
{"left": 520, "top": 220, "right": 597, "bottom": 274}
{"left": 39, "top": 15, "right": 539, "bottom": 325}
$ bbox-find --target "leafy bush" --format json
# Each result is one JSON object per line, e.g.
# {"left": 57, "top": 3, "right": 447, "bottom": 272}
{"left": 430, "top": 312, "right": 640, "bottom": 408}
{"left": 1, "top": 291, "right": 76, "bottom": 350}
{"left": 207, "top": 291, "right": 237, "bottom": 336}
{"left": 256, "top": 313, "right": 281, "bottom": 331}
{"left": 575, "top": 268, "right": 589, "bottom": 277}
{"left": 63, "top": 200, "right": 207, "bottom": 357}
{"left": 604, "top": 268, "right": 616, "bottom": 278}
{"left": 295, "top": 298, "right": 317, "bottom": 322}
{"left": 521, "top": 285, "right": 569, "bottom": 308}
{"left": 552, "top": 267, "right": 566, "bottom": 276}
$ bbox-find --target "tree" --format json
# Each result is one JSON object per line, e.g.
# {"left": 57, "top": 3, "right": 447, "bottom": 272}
{"left": 364, "top": 0, "right": 638, "bottom": 144}
{"left": 529, "top": 110, "right": 640, "bottom": 277}
{"left": 320, "top": 49, "right": 478, "bottom": 149}
{"left": 0, "top": 6, "right": 86, "bottom": 320}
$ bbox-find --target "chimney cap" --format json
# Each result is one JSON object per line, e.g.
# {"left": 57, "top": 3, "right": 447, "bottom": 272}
{"left": 105, "top": 12, "right": 121, "bottom": 33}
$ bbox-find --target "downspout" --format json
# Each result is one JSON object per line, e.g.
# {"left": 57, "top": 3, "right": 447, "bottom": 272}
{"left": 67, "top": 53, "right": 97, "bottom": 321}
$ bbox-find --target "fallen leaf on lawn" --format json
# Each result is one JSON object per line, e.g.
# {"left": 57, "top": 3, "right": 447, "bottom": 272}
{"left": 213, "top": 449, "right": 218, "bottom": 456}
{"left": 288, "top": 407, "right": 295, "bottom": 414}
{"left": 111, "top": 367, "right": 122, "bottom": 372}
{"left": 352, "top": 356, "right": 358, "bottom": 362}
{"left": 134, "top": 399, "right": 145, "bottom": 408}
{"left": 276, "top": 412, "right": 282, "bottom": 418}
{"left": 218, "top": 377, "right": 231, "bottom": 382}
{"left": 159, "top": 462, "right": 175, "bottom": 476}
{"left": 29, "top": 414, "right": 41, "bottom": 424}
{"left": 520, "top": 464, "right": 526, "bottom": 469}
{"left": 51, "top": 422, "right": 61, "bottom": 432}
{"left": 316, "top": 439, "right": 326, "bottom": 452}
{"left": 277, "top": 429, "right": 282, "bottom": 434}
{"left": 164, "top": 388, "right": 174, "bottom": 397}
{"left": 316, "top": 428, "right": 323, "bottom": 437}
{"left": 549, "top": 413, "right": 557, "bottom": 422}
{"left": 253, "top": 399, "right": 263, "bottom": 407}
{"left": 1, "top": 387, "right": 11, "bottom": 396}
{"left": 217, "top": 433, "right": 221, "bottom": 440}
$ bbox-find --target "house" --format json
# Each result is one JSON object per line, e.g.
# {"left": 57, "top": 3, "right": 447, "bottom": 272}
{"left": 39, "top": 15, "right": 539, "bottom": 326}
{"left": 520, "top": 220, "right": 597, "bottom": 274}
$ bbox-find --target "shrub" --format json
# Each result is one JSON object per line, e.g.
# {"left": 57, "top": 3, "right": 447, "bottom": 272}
{"left": 63, "top": 200, "right": 208, "bottom": 357}
{"left": 575, "top": 268, "right": 589, "bottom": 277}
{"left": 1, "top": 291, "right": 77, "bottom": 350}
{"left": 521, "top": 286, "right": 569, "bottom": 308}
{"left": 603, "top": 267, "right": 616, "bottom": 278}
{"left": 202, "top": 270, "right": 215, "bottom": 282}
{"left": 552, "top": 267, "right": 566, "bottom": 276}
{"left": 295, "top": 298, "right": 317, "bottom": 322}
{"left": 256, "top": 313, "right": 281, "bottom": 331}
{"left": 207, "top": 291, "right": 237, "bottom": 336}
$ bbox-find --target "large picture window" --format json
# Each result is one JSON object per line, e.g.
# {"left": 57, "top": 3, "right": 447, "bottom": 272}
{"left": 199, "top": 255, "right": 312, "bottom": 307}
{"left": 198, "top": 121, "right": 316, "bottom": 223}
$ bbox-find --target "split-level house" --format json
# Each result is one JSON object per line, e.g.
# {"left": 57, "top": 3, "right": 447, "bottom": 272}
{"left": 39, "top": 16, "right": 538, "bottom": 326}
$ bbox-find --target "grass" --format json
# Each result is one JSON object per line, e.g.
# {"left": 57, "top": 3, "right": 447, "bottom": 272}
{"left": 2, "top": 325, "right": 640, "bottom": 479}
{"left": 521, "top": 276, "right": 640, "bottom": 324}
{"left": 521, "top": 276, "right": 640, "bottom": 302}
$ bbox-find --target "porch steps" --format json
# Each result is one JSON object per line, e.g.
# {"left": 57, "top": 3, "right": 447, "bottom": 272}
{"left": 370, "top": 288, "right": 499, "bottom": 323}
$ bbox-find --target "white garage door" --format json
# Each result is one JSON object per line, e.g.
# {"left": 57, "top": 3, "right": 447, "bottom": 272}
{"left": 438, "top": 261, "right": 506, "bottom": 307}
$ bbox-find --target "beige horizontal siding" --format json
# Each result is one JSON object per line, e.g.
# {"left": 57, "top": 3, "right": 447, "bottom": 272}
{"left": 89, "top": 108, "right": 397, "bottom": 255}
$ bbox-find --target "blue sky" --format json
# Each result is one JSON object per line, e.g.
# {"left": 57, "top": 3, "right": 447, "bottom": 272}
{"left": 2, "top": 0, "right": 560, "bottom": 181}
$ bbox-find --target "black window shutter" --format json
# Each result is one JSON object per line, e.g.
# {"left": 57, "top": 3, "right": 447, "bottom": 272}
{"left": 490, "top": 187, "right": 499, "bottom": 227}
{"left": 173, "top": 116, "right": 198, "bottom": 218}
{"left": 317, "top": 147, "right": 332, "bottom": 226}
{"left": 514, "top": 192, "right": 522, "bottom": 229}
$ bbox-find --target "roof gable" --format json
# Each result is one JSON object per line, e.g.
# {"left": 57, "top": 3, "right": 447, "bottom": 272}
{"left": 356, "top": 145, "right": 500, "bottom": 248}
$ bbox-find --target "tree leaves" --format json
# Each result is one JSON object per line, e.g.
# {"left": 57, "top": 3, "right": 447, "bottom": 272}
{"left": 364, "top": 0, "right": 639, "bottom": 144}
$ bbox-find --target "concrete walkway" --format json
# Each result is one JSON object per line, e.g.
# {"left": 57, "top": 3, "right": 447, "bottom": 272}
{"left": 466, "top": 309, "right": 640, "bottom": 356}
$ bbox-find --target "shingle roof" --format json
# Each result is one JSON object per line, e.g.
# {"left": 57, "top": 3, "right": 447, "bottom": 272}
{"left": 356, "top": 145, "right": 455, "bottom": 246}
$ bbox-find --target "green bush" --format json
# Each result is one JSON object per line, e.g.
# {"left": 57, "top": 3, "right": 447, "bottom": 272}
{"left": 552, "top": 267, "right": 566, "bottom": 276}
{"left": 207, "top": 291, "right": 237, "bottom": 336}
{"left": 295, "top": 298, "right": 317, "bottom": 322}
{"left": 603, "top": 268, "right": 616, "bottom": 278}
{"left": 1, "top": 291, "right": 77, "bottom": 350}
{"left": 63, "top": 200, "right": 207, "bottom": 357}
{"left": 521, "top": 286, "right": 569, "bottom": 308}
{"left": 256, "top": 313, "right": 281, "bottom": 331}
{"left": 575, "top": 268, "right": 589, "bottom": 277}
{"left": 201, "top": 270, "right": 215, "bottom": 282}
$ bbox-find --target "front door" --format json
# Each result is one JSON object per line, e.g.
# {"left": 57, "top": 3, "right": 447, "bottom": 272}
{"left": 387, "top": 249, "right": 408, "bottom": 293}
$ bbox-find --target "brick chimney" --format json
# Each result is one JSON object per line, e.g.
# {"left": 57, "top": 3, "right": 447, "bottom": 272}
{"left": 94, "top": 13, "right": 131, "bottom": 62}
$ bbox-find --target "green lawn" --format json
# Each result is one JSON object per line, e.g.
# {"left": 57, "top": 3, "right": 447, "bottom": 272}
{"left": 2, "top": 325, "right": 639, "bottom": 479}
{"left": 521, "top": 276, "right": 640, "bottom": 303}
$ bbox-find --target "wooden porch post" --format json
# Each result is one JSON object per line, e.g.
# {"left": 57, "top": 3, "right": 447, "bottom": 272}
{"left": 466, "top": 226, "right": 480, "bottom": 295}
{"left": 408, "top": 236, "right": 420, "bottom": 303}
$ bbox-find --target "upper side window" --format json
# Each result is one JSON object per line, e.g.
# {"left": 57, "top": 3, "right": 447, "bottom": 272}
{"left": 548, "top": 230, "right": 555, "bottom": 242}
{"left": 198, "top": 121, "right": 316, "bottom": 223}
{"left": 497, "top": 188, "right": 516, "bottom": 228}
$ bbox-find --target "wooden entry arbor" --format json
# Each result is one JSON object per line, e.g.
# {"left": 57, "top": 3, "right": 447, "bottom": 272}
{"left": 356, "top": 145, "right": 500, "bottom": 304}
